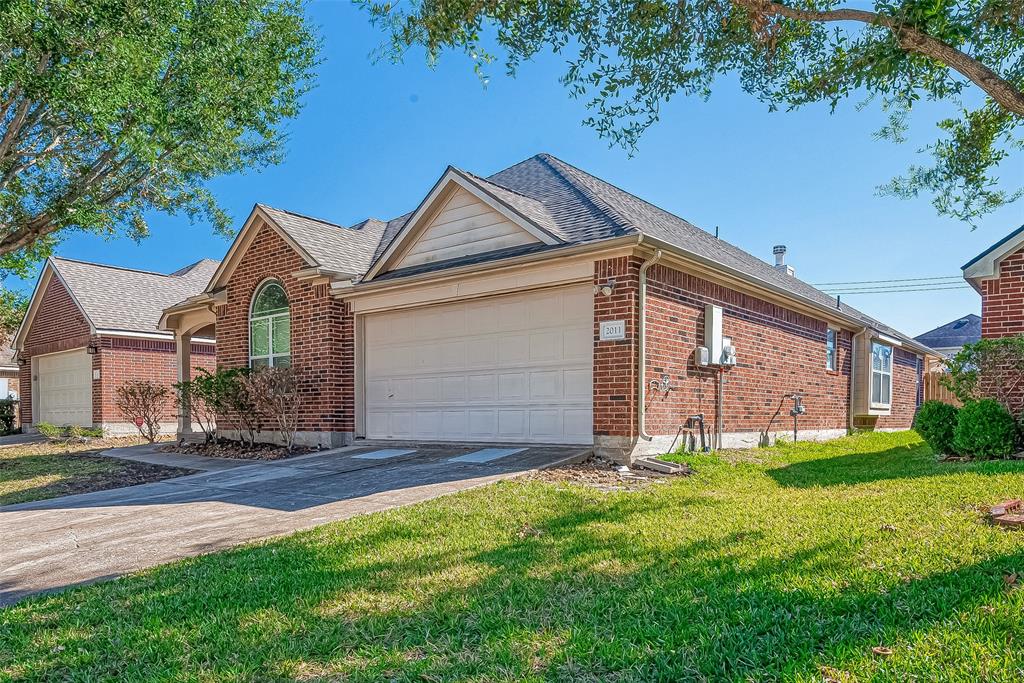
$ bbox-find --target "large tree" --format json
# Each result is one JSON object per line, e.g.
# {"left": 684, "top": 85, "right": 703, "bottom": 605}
{"left": 361, "top": 0, "right": 1023, "bottom": 224}
{"left": 0, "top": 0, "right": 319, "bottom": 276}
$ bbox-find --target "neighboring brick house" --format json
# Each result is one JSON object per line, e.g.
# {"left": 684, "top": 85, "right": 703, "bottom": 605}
{"left": 964, "top": 225, "right": 1024, "bottom": 340}
{"left": 161, "top": 153, "right": 935, "bottom": 460}
{"left": 14, "top": 257, "right": 218, "bottom": 435}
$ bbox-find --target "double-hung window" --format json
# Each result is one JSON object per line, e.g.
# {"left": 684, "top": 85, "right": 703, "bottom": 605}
{"left": 870, "top": 341, "right": 892, "bottom": 408}
{"left": 249, "top": 281, "right": 291, "bottom": 368}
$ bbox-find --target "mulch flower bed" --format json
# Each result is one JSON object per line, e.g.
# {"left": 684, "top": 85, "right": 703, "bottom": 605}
{"left": 159, "top": 440, "right": 315, "bottom": 461}
{"left": 528, "top": 455, "right": 691, "bottom": 492}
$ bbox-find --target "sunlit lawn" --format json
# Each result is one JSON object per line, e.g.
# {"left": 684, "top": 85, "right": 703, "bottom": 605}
{"left": 2, "top": 431, "right": 1024, "bottom": 681}
{"left": 0, "top": 437, "right": 188, "bottom": 506}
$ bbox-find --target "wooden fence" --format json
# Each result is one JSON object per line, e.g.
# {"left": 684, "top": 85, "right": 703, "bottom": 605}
{"left": 923, "top": 357, "right": 960, "bottom": 406}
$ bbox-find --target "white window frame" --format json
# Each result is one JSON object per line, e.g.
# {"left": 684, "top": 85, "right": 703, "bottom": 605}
{"left": 249, "top": 279, "right": 291, "bottom": 368}
{"left": 870, "top": 341, "right": 893, "bottom": 409}
{"left": 826, "top": 328, "right": 837, "bottom": 372}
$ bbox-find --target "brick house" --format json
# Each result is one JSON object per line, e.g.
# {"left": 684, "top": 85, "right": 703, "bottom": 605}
{"left": 161, "top": 154, "right": 935, "bottom": 460}
{"left": 964, "top": 225, "right": 1024, "bottom": 340}
{"left": 14, "top": 258, "right": 218, "bottom": 434}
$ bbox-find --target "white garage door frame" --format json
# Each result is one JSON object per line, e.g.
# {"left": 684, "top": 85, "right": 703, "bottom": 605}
{"left": 33, "top": 347, "right": 94, "bottom": 428}
{"left": 356, "top": 284, "right": 594, "bottom": 445}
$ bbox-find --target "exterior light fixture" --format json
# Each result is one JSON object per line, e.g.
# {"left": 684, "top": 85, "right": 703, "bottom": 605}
{"left": 86, "top": 342, "right": 99, "bottom": 355}
{"left": 599, "top": 279, "right": 616, "bottom": 296}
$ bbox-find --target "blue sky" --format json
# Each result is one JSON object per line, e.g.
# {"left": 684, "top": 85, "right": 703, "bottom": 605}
{"left": 15, "top": 1, "right": 1024, "bottom": 337}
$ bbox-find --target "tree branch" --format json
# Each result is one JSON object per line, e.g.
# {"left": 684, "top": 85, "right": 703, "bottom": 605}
{"left": 734, "top": 0, "right": 1024, "bottom": 116}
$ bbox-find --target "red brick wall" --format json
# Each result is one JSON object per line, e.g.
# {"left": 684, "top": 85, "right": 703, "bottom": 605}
{"left": 215, "top": 220, "right": 354, "bottom": 436}
{"left": 642, "top": 261, "right": 852, "bottom": 436}
{"left": 593, "top": 256, "right": 640, "bottom": 438}
{"left": 980, "top": 248, "right": 1024, "bottom": 339}
{"left": 592, "top": 256, "right": 920, "bottom": 443}
{"left": 96, "top": 337, "right": 216, "bottom": 426}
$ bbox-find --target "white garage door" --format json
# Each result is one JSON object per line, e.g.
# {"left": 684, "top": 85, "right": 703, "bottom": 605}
{"left": 36, "top": 349, "right": 93, "bottom": 427}
{"left": 364, "top": 285, "right": 593, "bottom": 444}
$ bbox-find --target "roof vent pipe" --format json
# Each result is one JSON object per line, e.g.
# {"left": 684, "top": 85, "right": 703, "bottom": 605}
{"left": 773, "top": 245, "right": 795, "bottom": 276}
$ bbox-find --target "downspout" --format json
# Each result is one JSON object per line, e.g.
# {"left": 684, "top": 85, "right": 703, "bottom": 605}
{"left": 638, "top": 247, "right": 663, "bottom": 441}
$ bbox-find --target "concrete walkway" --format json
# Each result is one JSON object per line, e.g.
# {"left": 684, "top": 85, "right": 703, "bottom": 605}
{"left": 0, "top": 443, "right": 586, "bottom": 606}
{"left": 0, "top": 433, "right": 44, "bottom": 449}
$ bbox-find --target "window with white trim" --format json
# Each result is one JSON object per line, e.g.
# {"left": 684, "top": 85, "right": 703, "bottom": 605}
{"left": 870, "top": 341, "right": 892, "bottom": 407}
{"left": 826, "top": 328, "right": 837, "bottom": 371}
{"left": 249, "top": 281, "right": 290, "bottom": 368}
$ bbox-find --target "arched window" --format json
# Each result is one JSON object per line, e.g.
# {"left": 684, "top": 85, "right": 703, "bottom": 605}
{"left": 249, "top": 281, "right": 290, "bottom": 368}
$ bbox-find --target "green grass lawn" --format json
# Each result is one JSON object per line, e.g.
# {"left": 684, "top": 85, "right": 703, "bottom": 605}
{"left": 3, "top": 432, "right": 1024, "bottom": 681}
{"left": 0, "top": 438, "right": 190, "bottom": 506}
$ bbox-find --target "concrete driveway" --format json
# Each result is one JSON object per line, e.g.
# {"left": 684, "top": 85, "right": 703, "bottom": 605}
{"left": 0, "top": 443, "right": 585, "bottom": 606}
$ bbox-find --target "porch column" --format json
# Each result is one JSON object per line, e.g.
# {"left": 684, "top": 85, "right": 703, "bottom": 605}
{"left": 176, "top": 332, "right": 192, "bottom": 438}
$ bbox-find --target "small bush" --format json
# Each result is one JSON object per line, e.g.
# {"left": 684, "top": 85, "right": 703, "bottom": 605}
{"left": 36, "top": 422, "right": 103, "bottom": 440}
{"left": 35, "top": 421, "right": 62, "bottom": 439}
{"left": 0, "top": 398, "right": 17, "bottom": 434}
{"left": 952, "top": 399, "right": 1017, "bottom": 458}
{"left": 115, "top": 380, "right": 171, "bottom": 443}
{"left": 913, "top": 400, "right": 959, "bottom": 455}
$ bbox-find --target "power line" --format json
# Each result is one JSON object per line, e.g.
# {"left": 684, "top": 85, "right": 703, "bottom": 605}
{"left": 820, "top": 282, "right": 969, "bottom": 293}
{"left": 812, "top": 274, "right": 963, "bottom": 286}
{"left": 823, "top": 285, "right": 972, "bottom": 295}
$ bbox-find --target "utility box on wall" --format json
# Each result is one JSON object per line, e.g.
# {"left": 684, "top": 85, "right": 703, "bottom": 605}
{"left": 703, "top": 304, "right": 738, "bottom": 366}
{"left": 705, "top": 304, "right": 723, "bottom": 362}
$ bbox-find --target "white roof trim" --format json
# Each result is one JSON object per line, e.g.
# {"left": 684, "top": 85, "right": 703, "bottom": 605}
{"left": 962, "top": 226, "right": 1024, "bottom": 293}
{"left": 206, "top": 204, "right": 319, "bottom": 292}
{"left": 362, "top": 167, "right": 561, "bottom": 282}
{"left": 13, "top": 260, "right": 97, "bottom": 351}
{"left": 96, "top": 329, "right": 216, "bottom": 343}
{"left": 875, "top": 333, "right": 904, "bottom": 347}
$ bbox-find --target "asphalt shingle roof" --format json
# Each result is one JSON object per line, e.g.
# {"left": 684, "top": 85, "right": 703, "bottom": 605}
{"left": 51, "top": 257, "right": 219, "bottom": 334}
{"left": 262, "top": 152, "right": 930, "bottom": 352}
{"left": 914, "top": 314, "right": 980, "bottom": 349}
{"left": 257, "top": 205, "right": 386, "bottom": 276}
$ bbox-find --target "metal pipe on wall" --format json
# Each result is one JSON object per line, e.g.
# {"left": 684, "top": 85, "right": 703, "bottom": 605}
{"left": 637, "top": 248, "right": 663, "bottom": 442}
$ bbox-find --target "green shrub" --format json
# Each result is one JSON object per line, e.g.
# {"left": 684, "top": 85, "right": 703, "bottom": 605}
{"left": 913, "top": 400, "right": 959, "bottom": 455}
{"left": 0, "top": 398, "right": 17, "bottom": 434}
{"left": 36, "top": 422, "right": 103, "bottom": 440}
{"left": 952, "top": 399, "right": 1017, "bottom": 458}
{"left": 35, "top": 422, "right": 62, "bottom": 438}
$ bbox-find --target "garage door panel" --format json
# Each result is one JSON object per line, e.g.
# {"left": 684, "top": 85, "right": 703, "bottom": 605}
{"left": 468, "top": 410, "right": 496, "bottom": 436}
{"left": 37, "top": 349, "right": 92, "bottom": 427}
{"left": 467, "top": 374, "right": 495, "bottom": 400}
{"left": 442, "top": 411, "right": 467, "bottom": 437}
{"left": 364, "top": 285, "right": 592, "bottom": 444}
{"left": 529, "top": 410, "right": 560, "bottom": 439}
{"left": 498, "top": 410, "right": 526, "bottom": 437}
{"left": 498, "top": 373, "right": 526, "bottom": 400}
{"left": 466, "top": 339, "right": 496, "bottom": 366}
{"left": 529, "top": 331, "right": 562, "bottom": 362}
{"left": 564, "top": 409, "right": 592, "bottom": 440}
{"left": 564, "top": 369, "right": 593, "bottom": 399}
{"left": 529, "top": 370, "right": 559, "bottom": 400}
{"left": 441, "top": 376, "right": 466, "bottom": 401}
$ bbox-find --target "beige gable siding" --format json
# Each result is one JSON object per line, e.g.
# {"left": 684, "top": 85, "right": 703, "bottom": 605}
{"left": 397, "top": 188, "right": 540, "bottom": 268}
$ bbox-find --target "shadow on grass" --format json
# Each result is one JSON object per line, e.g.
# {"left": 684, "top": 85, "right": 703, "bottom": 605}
{"left": 768, "top": 442, "right": 1024, "bottom": 489}
{"left": 0, "top": 453, "right": 190, "bottom": 506}
{"left": 3, "top": 484, "right": 1021, "bottom": 681}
